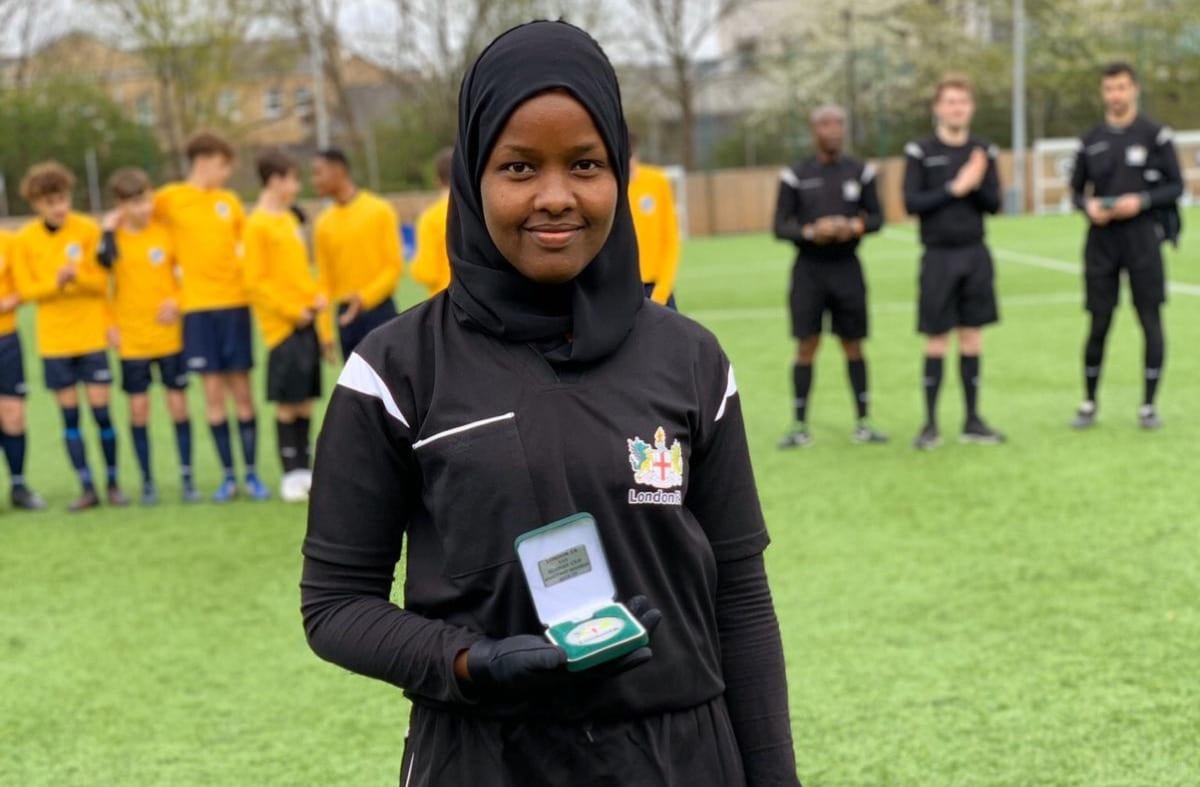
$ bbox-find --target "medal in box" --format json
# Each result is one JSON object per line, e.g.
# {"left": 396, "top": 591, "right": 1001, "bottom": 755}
{"left": 515, "top": 513, "right": 648, "bottom": 672}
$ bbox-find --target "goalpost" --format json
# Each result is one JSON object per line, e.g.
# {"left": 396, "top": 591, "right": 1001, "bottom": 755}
{"left": 1032, "top": 130, "right": 1200, "bottom": 215}
{"left": 663, "top": 164, "right": 689, "bottom": 240}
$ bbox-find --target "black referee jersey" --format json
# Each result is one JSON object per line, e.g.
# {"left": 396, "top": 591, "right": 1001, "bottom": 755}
{"left": 903, "top": 135, "right": 1001, "bottom": 248}
{"left": 302, "top": 294, "right": 769, "bottom": 721}
{"left": 1071, "top": 114, "right": 1183, "bottom": 242}
{"left": 773, "top": 154, "right": 883, "bottom": 259}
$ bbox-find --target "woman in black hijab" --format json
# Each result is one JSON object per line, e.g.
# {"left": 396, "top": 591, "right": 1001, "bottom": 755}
{"left": 302, "top": 20, "right": 800, "bottom": 786}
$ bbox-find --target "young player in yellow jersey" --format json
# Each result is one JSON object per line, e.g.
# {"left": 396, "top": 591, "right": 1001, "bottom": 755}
{"left": 99, "top": 168, "right": 199, "bottom": 505}
{"left": 628, "top": 133, "right": 681, "bottom": 310}
{"left": 12, "top": 162, "right": 128, "bottom": 511}
{"left": 154, "top": 132, "right": 267, "bottom": 502}
{"left": 244, "top": 151, "right": 333, "bottom": 503}
{"left": 311, "top": 148, "right": 403, "bottom": 357}
{"left": 409, "top": 148, "right": 453, "bottom": 296}
{"left": 0, "top": 230, "right": 46, "bottom": 511}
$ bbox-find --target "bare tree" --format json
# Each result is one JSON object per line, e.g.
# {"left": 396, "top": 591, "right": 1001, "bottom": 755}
{"left": 624, "top": 0, "right": 756, "bottom": 170}
{"left": 278, "top": 0, "right": 367, "bottom": 159}
{"left": 93, "top": 0, "right": 264, "bottom": 174}
{"left": 386, "top": 0, "right": 613, "bottom": 146}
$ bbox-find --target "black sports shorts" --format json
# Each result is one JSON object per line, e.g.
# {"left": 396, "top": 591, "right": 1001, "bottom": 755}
{"left": 266, "top": 326, "right": 321, "bottom": 404}
{"left": 1084, "top": 217, "right": 1165, "bottom": 313}
{"left": 789, "top": 255, "right": 867, "bottom": 340}
{"left": 917, "top": 242, "right": 999, "bottom": 335}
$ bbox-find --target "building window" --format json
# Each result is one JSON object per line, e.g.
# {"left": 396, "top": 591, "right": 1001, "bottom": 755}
{"left": 135, "top": 93, "right": 155, "bottom": 126}
{"left": 263, "top": 87, "right": 284, "bottom": 120}
{"left": 735, "top": 37, "right": 758, "bottom": 69}
{"left": 218, "top": 89, "right": 241, "bottom": 121}
{"left": 294, "top": 85, "right": 313, "bottom": 114}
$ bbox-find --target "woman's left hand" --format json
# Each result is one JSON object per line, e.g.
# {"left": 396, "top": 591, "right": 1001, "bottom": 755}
{"left": 586, "top": 595, "right": 663, "bottom": 679}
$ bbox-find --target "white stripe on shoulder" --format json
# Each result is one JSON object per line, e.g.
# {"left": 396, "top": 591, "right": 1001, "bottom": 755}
{"left": 904, "top": 142, "right": 925, "bottom": 159}
{"left": 412, "top": 413, "right": 515, "bottom": 450}
{"left": 861, "top": 162, "right": 877, "bottom": 183}
{"left": 778, "top": 167, "right": 801, "bottom": 189}
{"left": 1157, "top": 126, "right": 1174, "bottom": 145}
{"left": 987, "top": 144, "right": 999, "bottom": 159}
{"left": 337, "top": 352, "right": 410, "bottom": 428}
{"left": 714, "top": 364, "right": 739, "bottom": 423}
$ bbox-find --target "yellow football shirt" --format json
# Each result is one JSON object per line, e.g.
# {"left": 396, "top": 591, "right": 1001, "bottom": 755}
{"left": 629, "top": 164, "right": 681, "bottom": 305}
{"left": 109, "top": 221, "right": 183, "bottom": 360}
{"left": 11, "top": 213, "right": 109, "bottom": 357}
{"left": 410, "top": 192, "right": 451, "bottom": 296}
{"left": 243, "top": 209, "right": 332, "bottom": 350}
{"left": 314, "top": 191, "right": 403, "bottom": 310}
{"left": 0, "top": 230, "right": 19, "bottom": 337}
{"left": 153, "top": 182, "right": 247, "bottom": 312}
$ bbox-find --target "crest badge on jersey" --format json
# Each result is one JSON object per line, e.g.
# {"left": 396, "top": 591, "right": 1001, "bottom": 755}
{"left": 626, "top": 427, "right": 684, "bottom": 506}
{"left": 842, "top": 180, "right": 861, "bottom": 202}
{"left": 639, "top": 194, "right": 656, "bottom": 214}
{"left": 66, "top": 242, "right": 82, "bottom": 263}
{"left": 149, "top": 247, "right": 166, "bottom": 266}
{"left": 215, "top": 200, "right": 231, "bottom": 219}
{"left": 1125, "top": 145, "right": 1147, "bottom": 167}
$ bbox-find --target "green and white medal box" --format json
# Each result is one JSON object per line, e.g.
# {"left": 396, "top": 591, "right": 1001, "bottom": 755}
{"left": 514, "top": 512, "right": 648, "bottom": 672}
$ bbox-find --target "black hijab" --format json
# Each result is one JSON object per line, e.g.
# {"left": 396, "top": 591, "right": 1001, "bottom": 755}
{"left": 446, "top": 20, "right": 643, "bottom": 365}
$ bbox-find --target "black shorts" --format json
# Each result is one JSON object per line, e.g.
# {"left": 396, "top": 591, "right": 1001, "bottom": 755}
{"left": 183, "top": 307, "right": 254, "bottom": 374}
{"left": 267, "top": 326, "right": 321, "bottom": 404}
{"left": 43, "top": 351, "right": 112, "bottom": 391}
{"left": 789, "top": 255, "right": 867, "bottom": 340}
{"left": 121, "top": 354, "right": 189, "bottom": 395}
{"left": 338, "top": 298, "right": 397, "bottom": 359}
{"left": 1084, "top": 219, "right": 1165, "bottom": 313}
{"left": 918, "top": 243, "right": 999, "bottom": 335}
{"left": 400, "top": 696, "right": 745, "bottom": 787}
{"left": 0, "top": 332, "right": 27, "bottom": 398}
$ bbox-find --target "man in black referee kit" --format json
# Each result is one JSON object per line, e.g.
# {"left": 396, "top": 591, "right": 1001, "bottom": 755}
{"left": 1069, "top": 62, "right": 1183, "bottom": 430}
{"left": 773, "top": 104, "right": 887, "bottom": 448}
{"left": 904, "top": 73, "right": 1005, "bottom": 449}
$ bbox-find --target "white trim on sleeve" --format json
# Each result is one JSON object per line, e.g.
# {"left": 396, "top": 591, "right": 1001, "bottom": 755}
{"left": 779, "top": 167, "right": 801, "bottom": 189}
{"left": 337, "top": 352, "right": 410, "bottom": 427}
{"left": 714, "top": 365, "right": 739, "bottom": 423}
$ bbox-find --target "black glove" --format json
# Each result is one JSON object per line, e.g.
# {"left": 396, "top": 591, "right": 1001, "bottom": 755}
{"left": 465, "top": 596, "right": 664, "bottom": 694}
{"left": 586, "top": 594, "right": 663, "bottom": 679}
{"left": 466, "top": 634, "right": 567, "bottom": 694}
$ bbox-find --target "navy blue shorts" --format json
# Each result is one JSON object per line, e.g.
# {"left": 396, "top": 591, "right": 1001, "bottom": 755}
{"left": 0, "top": 332, "right": 27, "bottom": 398}
{"left": 183, "top": 307, "right": 253, "bottom": 374}
{"left": 338, "top": 298, "right": 397, "bottom": 359}
{"left": 121, "top": 353, "right": 189, "bottom": 394}
{"left": 643, "top": 283, "right": 678, "bottom": 311}
{"left": 43, "top": 351, "right": 112, "bottom": 391}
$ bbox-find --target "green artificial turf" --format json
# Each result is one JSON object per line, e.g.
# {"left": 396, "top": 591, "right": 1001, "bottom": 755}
{"left": 2, "top": 209, "right": 1197, "bottom": 785}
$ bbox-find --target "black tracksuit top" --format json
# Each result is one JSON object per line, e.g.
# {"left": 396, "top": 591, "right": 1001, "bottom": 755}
{"left": 904, "top": 135, "right": 1001, "bottom": 249}
{"left": 301, "top": 294, "right": 770, "bottom": 721}
{"left": 773, "top": 154, "right": 884, "bottom": 260}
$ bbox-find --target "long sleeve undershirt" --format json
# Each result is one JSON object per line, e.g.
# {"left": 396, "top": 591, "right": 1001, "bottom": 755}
{"left": 717, "top": 552, "right": 801, "bottom": 786}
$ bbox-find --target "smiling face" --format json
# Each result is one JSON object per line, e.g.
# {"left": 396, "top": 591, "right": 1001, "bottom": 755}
{"left": 480, "top": 90, "right": 618, "bottom": 285}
